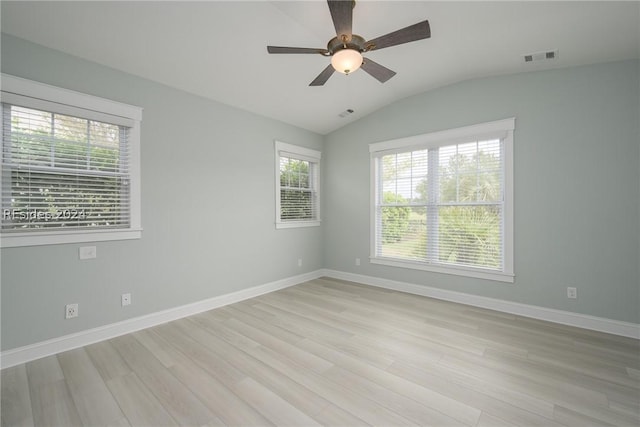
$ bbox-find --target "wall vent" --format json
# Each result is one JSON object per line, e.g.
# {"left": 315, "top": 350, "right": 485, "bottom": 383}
{"left": 338, "top": 108, "right": 354, "bottom": 118}
{"left": 523, "top": 49, "right": 559, "bottom": 63}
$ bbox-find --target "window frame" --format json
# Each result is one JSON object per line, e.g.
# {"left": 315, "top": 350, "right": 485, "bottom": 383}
{"left": 0, "top": 74, "right": 142, "bottom": 248}
{"left": 369, "top": 118, "right": 515, "bottom": 282}
{"left": 274, "top": 140, "right": 321, "bottom": 229}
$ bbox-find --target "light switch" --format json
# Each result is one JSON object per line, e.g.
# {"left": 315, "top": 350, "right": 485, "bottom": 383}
{"left": 79, "top": 246, "right": 97, "bottom": 260}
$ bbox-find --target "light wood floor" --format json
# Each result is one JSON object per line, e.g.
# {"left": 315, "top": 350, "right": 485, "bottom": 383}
{"left": 2, "top": 277, "right": 639, "bottom": 426}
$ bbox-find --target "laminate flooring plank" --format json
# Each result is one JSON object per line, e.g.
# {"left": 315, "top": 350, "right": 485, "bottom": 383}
{"left": 626, "top": 367, "right": 640, "bottom": 380}
{"left": 322, "top": 365, "right": 467, "bottom": 426}
{"left": 110, "top": 334, "right": 218, "bottom": 426}
{"left": 26, "top": 356, "right": 83, "bottom": 427}
{"left": 29, "top": 380, "right": 83, "bottom": 427}
{"left": 553, "top": 405, "right": 617, "bottom": 427}
{"left": 130, "top": 328, "right": 190, "bottom": 369}
{"left": 297, "top": 338, "right": 482, "bottom": 426}
{"left": 106, "top": 372, "right": 177, "bottom": 427}
{"left": 1, "top": 364, "right": 34, "bottom": 427}
{"left": 257, "top": 295, "right": 449, "bottom": 365}
{"left": 254, "top": 297, "right": 375, "bottom": 338}
{"left": 220, "top": 315, "right": 334, "bottom": 374}
{"left": 312, "top": 403, "right": 371, "bottom": 427}
{"left": 388, "top": 359, "right": 556, "bottom": 422}
{"left": 439, "top": 351, "right": 639, "bottom": 426}
{"left": 232, "top": 377, "right": 323, "bottom": 427}
{"left": 175, "top": 317, "right": 333, "bottom": 418}
{"left": 316, "top": 291, "right": 489, "bottom": 356}
{"left": 238, "top": 296, "right": 355, "bottom": 342}
{"left": 252, "top": 300, "right": 396, "bottom": 369}
{"left": 302, "top": 284, "right": 528, "bottom": 358}
{"left": 307, "top": 281, "right": 480, "bottom": 332}
{"left": 608, "top": 399, "right": 640, "bottom": 420}
{"left": 246, "top": 344, "right": 419, "bottom": 426}
{"left": 487, "top": 347, "right": 640, "bottom": 411}
{"left": 485, "top": 348, "right": 640, "bottom": 412}
{"left": 57, "top": 348, "right": 125, "bottom": 426}
{"left": 192, "top": 310, "right": 262, "bottom": 352}
{"left": 526, "top": 349, "right": 640, "bottom": 389}
{"left": 168, "top": 361, "right": 275, "bottom": 427}
{"left": 275, "top": 286, "right": 350, "bottom": 313}
{"left": 153, "top": 321, "right": 248, "bottom": 385}
{"left": 85, "top": 340, "right": 131, "bottom": 381}
{"left": 571, "top": 339, "right": 640, "bottom": 370}
{"left": 219, "top": 305, "right": 307, "bottom": 345}
{"left": 349, "top": 329, "right": 445, "bottom": 367}
{"left": 24, "top": 355, "right": 63, "bottom": 389}
{"left": 476, "top": 412, "right": 517, "bottom": 427}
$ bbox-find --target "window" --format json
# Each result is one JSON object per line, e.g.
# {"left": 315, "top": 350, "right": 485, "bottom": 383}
{"left": 370, "top": 118, "right": 514, "bottom": 282}
{"left": 275, "top": 141, "right": 321, "bottom": 228}
{"left": 1, "top": 74, "right": 142, "bottom": 247}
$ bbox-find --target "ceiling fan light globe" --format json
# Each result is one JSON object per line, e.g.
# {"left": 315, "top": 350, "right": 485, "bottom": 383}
{"left": 331, "top": 49, "right": 363, "bottom": 74}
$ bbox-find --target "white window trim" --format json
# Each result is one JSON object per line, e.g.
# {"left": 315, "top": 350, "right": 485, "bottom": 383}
{"left": 0, "top": 74, "right": 143, "bottom": 247}
{"left": 369, "top": 118, "right": 515, "bottom": 283}
{"left": 275, "top": 140, "right": 321, "bottom": 229}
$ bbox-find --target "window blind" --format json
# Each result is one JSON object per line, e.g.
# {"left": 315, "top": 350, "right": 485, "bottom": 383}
{"left": 375, "top": 138, "right": 504, "bottom": 271}
{"left": 370, "top": 118, "right": 514, "bottom": 281}
{"left": 274, "top": 141, "right": 321, "bottom": 228}
{"left": 279, "top": 155, "right": 318, "bottom": 221}
{"left": 1, "top": 103, "right": 131, "bottom": 231}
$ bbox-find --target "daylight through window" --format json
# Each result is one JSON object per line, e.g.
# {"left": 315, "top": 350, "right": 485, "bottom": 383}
{"left": 275, "top": 141, "right": 321, "bottom": 228}
{"left": 1, "top": 75, "right": 142, "bottom": 247}
{"left": 370, "top": 119, "right": 514, "bottom": 282}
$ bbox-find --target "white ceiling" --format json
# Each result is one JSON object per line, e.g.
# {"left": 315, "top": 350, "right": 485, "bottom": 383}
{"left": 2, "top": 1, "right": 639, "bottom": 135}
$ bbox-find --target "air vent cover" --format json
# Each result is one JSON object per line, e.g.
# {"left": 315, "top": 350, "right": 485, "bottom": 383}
{"left": 523, "top": 49, "right": 559, "bottom": 63}
{"left": 339, "top": 109, "right": 354, "bottom": 118}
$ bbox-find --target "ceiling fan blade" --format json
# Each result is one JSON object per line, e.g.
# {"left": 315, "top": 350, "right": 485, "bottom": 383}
{"left": 267, "top": 46, "right": 329, "bottom": 55}
{"left": 327, "top": 0, "right": 353, "bottom": 41}
{"left": 310, "top": 64, "right": 336, "bottom": 86}
{"left": 365, "top": 20, "right": 431, "bottom": 51}
{"left": 360, "top": 58, "right": 396, "bottom": 83}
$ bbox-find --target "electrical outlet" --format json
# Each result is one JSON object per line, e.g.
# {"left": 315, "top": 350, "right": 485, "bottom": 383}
{"left": 355, "top": 258, "right": 361, "bottom": 266}
{"left": 121, "top": 293, "right": 131, "bottom": 307}
{"left": 65, "top": 303, "right": 78, "bottom": 319}
{"left": 567, "top": 287, "right": 577, "bottom": 299}
{"left": 298, "top": 258, "right": 302, "bottom": 267}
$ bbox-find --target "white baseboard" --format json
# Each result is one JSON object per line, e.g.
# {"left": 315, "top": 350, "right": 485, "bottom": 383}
{"left": 322, "top": 269, "right": 640, "bottom": 340}
{"left": 0, "top": 270, "right": 324, "bottom": 369}
{"left": 3, "top": 268, "right": 637, "bottom": 369}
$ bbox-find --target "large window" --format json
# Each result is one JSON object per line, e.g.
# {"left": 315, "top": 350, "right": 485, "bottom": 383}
{"left": 1, "top": 75, "right": 142, "bottom": 247}
{"left": 275, "top": 141, "right": 320, "bottom": 228}
{"left": 370, "top": 118, "right": 514, "bottom": 282}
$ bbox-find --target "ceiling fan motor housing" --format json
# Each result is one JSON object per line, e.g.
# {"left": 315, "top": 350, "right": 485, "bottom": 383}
{"left": 327, "top": 34, "right": 368, "bottom": 55}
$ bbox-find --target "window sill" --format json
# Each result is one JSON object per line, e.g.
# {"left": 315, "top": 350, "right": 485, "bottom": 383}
{"left": 275, "top": 220, "right": 321, "bottom": 229}
{"left": 370, "top": 257, "right": 514, "bottom": 283}
{"left": 0, "top": 228, "right": 142, "bottom": 248}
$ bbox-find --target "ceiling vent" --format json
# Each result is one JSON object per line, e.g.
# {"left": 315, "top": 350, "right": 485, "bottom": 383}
{"left": 523, "top": 49, "right": 559, "bottom": 63}
{"left": 338, "top": 108, "right": 354, "bottom": 118}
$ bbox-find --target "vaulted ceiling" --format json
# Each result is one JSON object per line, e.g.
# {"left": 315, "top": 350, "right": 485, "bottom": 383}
{"left": 2, "top": 1, "right": 639, "bottom": 134}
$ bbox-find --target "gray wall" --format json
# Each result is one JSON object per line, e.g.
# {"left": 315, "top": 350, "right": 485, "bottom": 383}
{"left": 1, "top": 35, "right": 324, "bottom": 350}
{"left": 324, "top": 59, "right": 640, "bottom": 324}
{"left": 2, "top": 33, "right": 638, "bottom": 352}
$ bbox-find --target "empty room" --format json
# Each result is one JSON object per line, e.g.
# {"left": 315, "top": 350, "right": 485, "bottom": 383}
{"left": 1, "top": 1, "right": 639, "bottom": 426}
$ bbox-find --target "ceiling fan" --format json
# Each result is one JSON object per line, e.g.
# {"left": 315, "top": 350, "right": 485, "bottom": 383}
{"left": 267, "top": 0, "right": 431, "bottom": 86}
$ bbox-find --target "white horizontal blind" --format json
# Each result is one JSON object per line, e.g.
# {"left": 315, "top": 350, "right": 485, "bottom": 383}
{"left": 1, "top": 103, "right": 131, "bottom": 231}
{"left": 279, "top": 155, "right": 318, "bottom": 221}
{"left": 436, "top": 139, "right": 503, "bottom": 270}
{"left": 375, "top": 137, "right": 505, "bottom": 272}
